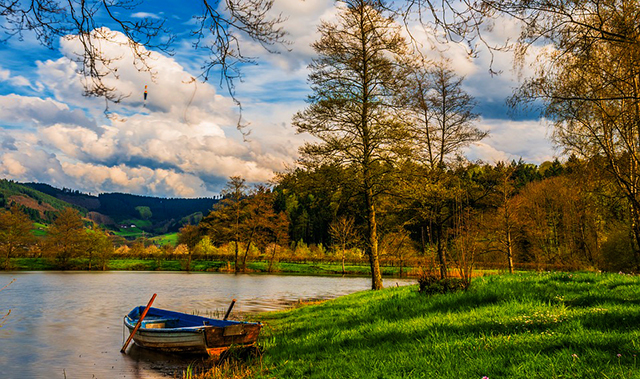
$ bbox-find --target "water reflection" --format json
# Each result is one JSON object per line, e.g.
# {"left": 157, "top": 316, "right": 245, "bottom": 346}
{"left": 0, "top": 271, "right": 414, "bottom": 378}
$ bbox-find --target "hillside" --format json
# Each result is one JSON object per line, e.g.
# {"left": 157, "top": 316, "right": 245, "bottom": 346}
{"left": 0, "top": 179, "right": 82, "bottom": 222}
{"left": 21, "top": 181, "right": 218, "bottom": 235}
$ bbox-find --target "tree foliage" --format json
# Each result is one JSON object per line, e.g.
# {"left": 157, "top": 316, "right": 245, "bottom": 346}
{"left": 45, "top": 208, "right": 89, "bottom": 267}
{"left": 509, "top": 0, "right": 640, "bottom": 268}
{"left": 294, "top": 0, "right": 412, "bottom": 290}
{"left": 0, "top": 205, "right": 35, "bottom": 270}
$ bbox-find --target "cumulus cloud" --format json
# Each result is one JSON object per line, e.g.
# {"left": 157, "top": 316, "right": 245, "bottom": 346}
{"left": 0, "top": 67, "right": 35, "bottom": 89}
{"left": 0, "top": 28, "right": 303, "bottom": 197}
{"left": 0, "top": 94, "right": 96, "bottom": 129}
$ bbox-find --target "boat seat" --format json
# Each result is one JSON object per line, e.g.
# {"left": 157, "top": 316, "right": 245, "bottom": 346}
{"left": 142, "top": 318, "right": 180, "bottom": 328}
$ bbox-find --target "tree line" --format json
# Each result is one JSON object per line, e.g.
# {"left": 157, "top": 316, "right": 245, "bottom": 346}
{"left": 0, "top": 154, "right": 635, "bottom": 279}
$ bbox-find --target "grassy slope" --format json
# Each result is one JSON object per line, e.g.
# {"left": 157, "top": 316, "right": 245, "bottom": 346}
{"left": 251, "top": 272, "right": 640, "bottom": 379}
{"left": 0, "top": 180, "right": 73, "bottom": 212}
{"left": 149, "top": 232, "right": 179, "bottom": 246}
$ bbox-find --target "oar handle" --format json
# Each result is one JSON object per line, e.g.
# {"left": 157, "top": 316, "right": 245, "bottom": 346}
{"left": 223, "top": 299, "right": 236, "bottom": 320}
{"left": 121, "top": 293, "right": 157, "bottom": 353}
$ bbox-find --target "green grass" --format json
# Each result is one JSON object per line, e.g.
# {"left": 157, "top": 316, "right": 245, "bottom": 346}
{"left": 10, "top": 258, "right": 58, "bottom": 270}
{"left": 120, "top": 218, "right": 152, "bottom": 228}
{"left": 149, "top": 232, "right": 179, "bottom": 246}
{"left": 32, "top": 223, "right": 48, "bottom": 237}
{"left": 111, "top": 219, "right": 153, "bottom": 238}
{"left": 249, "top": 272, "right": 640, "bottom": 378}
{"left": 113, "top": 228, "right": 145, "bottom": 238}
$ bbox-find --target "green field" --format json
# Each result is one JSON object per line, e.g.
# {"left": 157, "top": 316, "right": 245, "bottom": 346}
{"left": 213, "top": 272, "right": 640, "bottom": 378}
{"left": 110, "top": 219, "right": 153, "bottom": 238}
{"left": 32, "top": 222, "right": 48, "bottom": 237}
{"left": 149, "top": 232, "right": 179, "bottom": 246}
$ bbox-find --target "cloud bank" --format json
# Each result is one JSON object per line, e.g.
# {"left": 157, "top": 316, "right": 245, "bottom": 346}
{"left": 0, "top": 29, "right": 302, "bottom": 197}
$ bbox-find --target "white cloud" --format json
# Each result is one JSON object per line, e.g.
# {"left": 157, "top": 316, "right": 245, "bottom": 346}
{"left": 465, "top": 118, "right": 557, "bottom": 164}
{"left": 0, "top": 28, "right": 302, "bottom": 197}
{"left": 0, "top": 66, "right": 39, "bottom": 90}
{"left": 131, "top": 12, "right": 162, "bottom": 19}
{"left": 0, "top": 94, "right": 96, "bottom": 129}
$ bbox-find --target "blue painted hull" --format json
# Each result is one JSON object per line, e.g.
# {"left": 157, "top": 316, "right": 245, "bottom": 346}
{"left": 124, "top": 306, "right": 262, "bottom": 355}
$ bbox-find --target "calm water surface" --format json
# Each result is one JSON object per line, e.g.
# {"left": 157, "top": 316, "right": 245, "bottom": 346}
{"left": 0, "top": 271, "right": 414, "bottom": 378}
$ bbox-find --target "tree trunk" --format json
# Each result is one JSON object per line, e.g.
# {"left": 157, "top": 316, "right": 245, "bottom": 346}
{"left": 234, "top": 239, "right": 239, "bottom": 274}
{"left": 365, "top": 187, "right": 383, "bottom": 290}
{"left": 506, "top": 229, "right": 514, "bottom": 274}
{"left": 436, "top": 223, "right": 448, "bottom": 279}
{"left": 341, "top": 243, "right": 346, "bottom": 276}
{"left": 268, "top": 241, "right": 278, "bottom": 273}
{"left": 241, "top": 239, "right": 253, "bottom": 272}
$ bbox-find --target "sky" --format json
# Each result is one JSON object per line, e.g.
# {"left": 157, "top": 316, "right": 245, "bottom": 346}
{"left": 0, "top": 0, "right": 557, "bottom": 198}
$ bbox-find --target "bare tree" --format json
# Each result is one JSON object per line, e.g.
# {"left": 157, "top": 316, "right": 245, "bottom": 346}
{"left": 404, "top": 58, "right": 485, "bottom": 169}
{"left": 294, "top": 0, "right": 412, "bottom": 290}
{"left": 483, "top": 163, "right": 519, "bottom": 273}
{"left": 329, "top": 216, "right": 357, "bottom": 275}
{"left": 397, "top": 57, "right": 484, "bottom": 279}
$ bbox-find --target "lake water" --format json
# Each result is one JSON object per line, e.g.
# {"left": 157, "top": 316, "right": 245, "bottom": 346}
{"left": 0, "top": 271, "right": 415, "bottom": 378}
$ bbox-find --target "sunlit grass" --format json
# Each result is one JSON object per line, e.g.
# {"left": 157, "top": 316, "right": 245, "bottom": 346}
{"left": 149, "top": 232, "right": 179, "bottom": 246}
{"left": 248, "top": 272, "right": 640, "bottom": 378}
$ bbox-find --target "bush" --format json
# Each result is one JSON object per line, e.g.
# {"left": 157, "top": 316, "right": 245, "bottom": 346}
{"left": 418, "top": 273, "right": 469, "bottom": 295}
{"left": 600, "top": 225, "right": 636, "bottom": 273}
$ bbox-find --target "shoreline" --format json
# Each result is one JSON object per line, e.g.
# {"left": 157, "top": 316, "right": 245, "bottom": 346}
{"left": 2, "top": 257, "right": 424, "bottom": 279}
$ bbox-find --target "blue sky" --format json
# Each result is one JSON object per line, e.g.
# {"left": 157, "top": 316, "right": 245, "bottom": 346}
{"left": 0, "top": 0, "right": 556, "bottom": 198}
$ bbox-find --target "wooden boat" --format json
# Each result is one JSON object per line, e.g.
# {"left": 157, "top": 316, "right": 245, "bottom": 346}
{"left": 123, "top": 306, "right": 262, "bottom": 355}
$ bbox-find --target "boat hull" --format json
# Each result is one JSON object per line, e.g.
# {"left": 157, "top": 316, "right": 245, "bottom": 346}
{"left": 123, "top": 306, "right": 262, "bottom": 355}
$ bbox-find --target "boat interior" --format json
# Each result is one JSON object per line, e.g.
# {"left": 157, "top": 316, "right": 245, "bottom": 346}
{"left": 127, "top": 306, "right": 247, "bottom": 329}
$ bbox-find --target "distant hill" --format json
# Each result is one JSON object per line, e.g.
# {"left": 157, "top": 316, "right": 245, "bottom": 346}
{"left": 21, "top": 182, "right": 218, "bottom": 234}
{"left": 0, "top": 179, "right": 83, "bottom": 222}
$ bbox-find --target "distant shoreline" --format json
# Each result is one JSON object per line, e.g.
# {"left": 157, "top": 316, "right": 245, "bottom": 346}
{"left": 1, "top": 257, "right": 423, "bottom": 278}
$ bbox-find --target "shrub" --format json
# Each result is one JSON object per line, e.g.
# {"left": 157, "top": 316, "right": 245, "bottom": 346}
{"left": 418, "top": 273, "right": 469, "bottom": 295}
{"left": 600, "top": 225, "right": 636, "bottom": 273}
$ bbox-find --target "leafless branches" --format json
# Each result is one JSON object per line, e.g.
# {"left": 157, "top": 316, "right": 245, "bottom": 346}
{"left": 0, "top": 0, "right": 287, "bottom": 114}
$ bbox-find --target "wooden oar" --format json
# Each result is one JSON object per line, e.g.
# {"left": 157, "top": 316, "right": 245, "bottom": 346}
{"left": 223, "top": 299, "right": 236, "bottom": 320}
{"left": 120, "top": 293, "right": 157, "bottom": 353}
